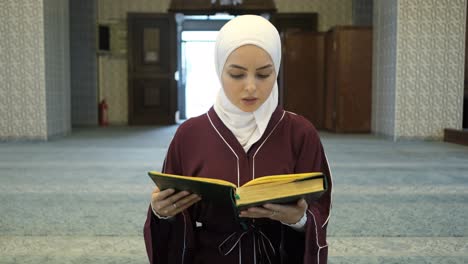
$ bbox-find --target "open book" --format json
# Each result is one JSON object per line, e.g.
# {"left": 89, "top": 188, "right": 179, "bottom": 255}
{"left": 148, "top": 171, "right": 327, "bottom": 211}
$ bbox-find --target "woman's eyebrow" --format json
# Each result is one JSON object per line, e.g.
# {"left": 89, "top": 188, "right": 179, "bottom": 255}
{"left": 228, "top": 64, "right": 247, "bottom": 70}
{"left": 228, "top": 64, "right": 273, "bottom": 71}
{"left": 256, "top": 64, "right": 273, "bottom": 70}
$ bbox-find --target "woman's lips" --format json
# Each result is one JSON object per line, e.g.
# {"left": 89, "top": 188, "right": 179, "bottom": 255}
{"left": 242, "top": 98, "right": 258, "bottom": 105}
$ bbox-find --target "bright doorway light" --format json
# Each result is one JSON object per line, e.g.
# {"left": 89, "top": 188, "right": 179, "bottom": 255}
{"left": 182, "top": 31, "right": 219, "bottom": 119}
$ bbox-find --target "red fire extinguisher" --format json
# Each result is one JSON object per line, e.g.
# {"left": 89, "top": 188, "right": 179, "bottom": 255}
{"left": 98, "top": 99, "right": 109, "bottom": 126}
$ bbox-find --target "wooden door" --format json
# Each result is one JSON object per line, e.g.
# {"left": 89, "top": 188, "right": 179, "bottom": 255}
{"left": 336, "top": 27, "right": 372, "bottom": 132}
{"left": 273, "top": 13, "right": 318, "bottom": 107}
{"left": 324, "top": 26, "right": 372, "bottom": 133}
{"left": 282, "top": 31, "right": 325, "bottom": 128}
{"left": 324, "top": 30, "right": 337, "bottom": 131}
{"left": 128, "top": 13, "right": 177, "bottom": 125}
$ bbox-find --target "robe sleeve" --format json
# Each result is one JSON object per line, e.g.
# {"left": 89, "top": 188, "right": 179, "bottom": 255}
{"left": 286, "top": 126, "right": 333, "bottom": 264}
{"left": 143, "top": 128, "right": 196, "bottom": 264}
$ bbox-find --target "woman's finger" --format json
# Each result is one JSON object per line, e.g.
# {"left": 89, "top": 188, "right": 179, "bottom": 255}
{"left": 239, "top": 206, "right": 278, "bottom": 219}
{"left": 240, "top": 200, "right": 308, "bottom": 222}
{"left": 152, "top": 188, "right": 175, "bottom": 202}
{"left": 155, "top": 190, "right": 191, "bottom": 210}
{"left": 173, "top": 193, "right": 201, "bottom": 209}
{"left": 297, "top": 199, "right": 308, "bottom": 210}
{"left": 161, "top": 193, "right": 199, "bottom": 213}
{"left": 170, "top": 194, "right": 202, "bottom": 216}
{"left": 263, "top": 199, "right": 308, "bottom": 213}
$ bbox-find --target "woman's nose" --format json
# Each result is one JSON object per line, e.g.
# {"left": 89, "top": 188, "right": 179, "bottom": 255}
{"left": 245, "top": 78, "right": 256, "bottom": 93}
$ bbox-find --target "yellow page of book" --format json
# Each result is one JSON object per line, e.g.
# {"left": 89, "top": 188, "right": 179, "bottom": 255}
{"left": 236, "top": 177, "right": 324, "bottom": 207}
{"left": 241, "top": 172, "right": 323, "bottom": 187}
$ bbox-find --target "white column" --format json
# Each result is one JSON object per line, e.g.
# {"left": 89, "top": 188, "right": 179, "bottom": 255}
{"left": 373, "top": 0, "right": 467, "bottom": 140}
{"left": 372, "top": 0, "right": 398, "bottom": 138}
{"left": 0, "top": 1, "right": 48, "bottom": 140}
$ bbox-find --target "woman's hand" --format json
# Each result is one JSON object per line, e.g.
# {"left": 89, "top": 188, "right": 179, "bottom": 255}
{"left": 239, "top": 198, "right": 308, "bottom": 225}
{"left": 151, "top": 187, "right": 201, "bottom": 217}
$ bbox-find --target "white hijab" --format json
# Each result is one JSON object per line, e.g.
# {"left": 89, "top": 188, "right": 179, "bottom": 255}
{"left": 213, "top": 15, "right": 282, "bottom": 152}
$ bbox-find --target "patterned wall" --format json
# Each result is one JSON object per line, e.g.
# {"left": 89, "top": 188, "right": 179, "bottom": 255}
{"left": 372, "top": 0, "right": 398, "bottom": 138}
{"left": 70, "top": 0, "right": 98, "bottom": 126}
{"left": 44, "top": 0, "right": 71, "bottom": 138}
{"left": 373, "top": 0, "right": 466, "bottom": 140}
{"left": 0, "top": 1, "right": 47, "bottom": 140}
{"left": 97, "top": 0, "right": 353, "bottom": 124}
{"left": 395, "top": 0, "right": 466, "bottom": 139}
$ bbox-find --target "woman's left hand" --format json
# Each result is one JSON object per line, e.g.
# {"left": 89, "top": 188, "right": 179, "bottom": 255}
{"left": 239, "top": 198, "right": 308, "bottom": 225}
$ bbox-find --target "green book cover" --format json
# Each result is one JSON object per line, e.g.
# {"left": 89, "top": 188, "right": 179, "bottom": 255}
{"left": 148, "top": 171, "right": 327, "bottom": 213}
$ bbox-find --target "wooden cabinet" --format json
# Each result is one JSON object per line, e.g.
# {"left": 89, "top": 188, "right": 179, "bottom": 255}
{"left": 324, "top": 26, "right": 372, "bottom": 132}
{"left": 281, "top": 31, "right": 325, "bottom": 129}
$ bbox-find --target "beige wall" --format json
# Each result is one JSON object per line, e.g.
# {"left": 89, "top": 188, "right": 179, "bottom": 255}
{"left": 98, "top": 0, "right": 170, "bottom": 21}
{"left": 98, "top": 56, "right": 128, "bottom": 125}
{"left": 0, "top": 1, "right": 47, "bottom": 140}
{"left": 97, "top": 0, "right": 353, "bottom": 124}
{"left": 373, "top": 0, "right": 467, "bottom": 140}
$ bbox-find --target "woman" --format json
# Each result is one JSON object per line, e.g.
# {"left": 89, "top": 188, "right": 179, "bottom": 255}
{"left": 144, "top": 15, "right": 332, "bottom": 264}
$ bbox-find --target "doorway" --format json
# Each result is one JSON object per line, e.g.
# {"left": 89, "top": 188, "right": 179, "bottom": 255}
{"left": 181, "top": 31, "right": 219, "bottom": 118}
{"left": 177, "top": 15, "right": 233, "bottom": 120}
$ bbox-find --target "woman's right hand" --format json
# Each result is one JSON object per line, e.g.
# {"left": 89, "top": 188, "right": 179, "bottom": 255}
{"left": 151, "top": 187, "right": 201, "bottom": 218}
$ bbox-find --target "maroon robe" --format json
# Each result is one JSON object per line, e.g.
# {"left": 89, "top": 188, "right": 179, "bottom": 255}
{"left": 144, "top": 106, "right": 332, "bottom": 264}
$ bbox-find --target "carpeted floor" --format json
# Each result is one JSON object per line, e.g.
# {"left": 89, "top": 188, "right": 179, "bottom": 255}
{"left": 0, "top": 126, "right": 467, "bottom": 263}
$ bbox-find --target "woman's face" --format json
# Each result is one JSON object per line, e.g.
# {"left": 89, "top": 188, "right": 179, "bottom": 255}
{"left": 221, "top": 45, "right": 276, "bottom": 112}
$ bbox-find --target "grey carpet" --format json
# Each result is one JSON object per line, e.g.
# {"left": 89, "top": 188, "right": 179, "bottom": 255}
{"left": 1, "top": 126, "right": 467, "bottom": 263}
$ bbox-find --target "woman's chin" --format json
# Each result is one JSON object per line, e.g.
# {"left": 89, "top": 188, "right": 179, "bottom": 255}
{"left": 238, "top": 104, "right": 260, "bottom": 112}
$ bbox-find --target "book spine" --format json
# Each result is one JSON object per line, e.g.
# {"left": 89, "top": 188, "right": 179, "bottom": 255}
{"left": 231, "top": 189, "right": 248, "bottom": 230}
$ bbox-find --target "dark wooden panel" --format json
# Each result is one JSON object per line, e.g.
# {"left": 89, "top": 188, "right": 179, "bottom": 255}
{"left": 128, "top": 13, "right": 177, "bottom": 125}
{"left": 444, "top": 128, "right": 468, "bottom": 146}
{"left": 282, "top": 31, "right": 325, "bottom": 128}
{"left": 324, "top": 26, "right": 372, "bottom": 133}
{"left": 336, "top": 27, "right": 372, "bottom": 132}
{"left": 143, "top": 85, "right": 161, "bottom": 107}
{"left": 275, "top": 13, "right": 319, "bottom": 108}
{"left": 130, "top": 78, "right": 172, "bottom": 125}
{"left": 464, "top": 93, "right": 468, "bottom": 128}
{"left": 128, "top": 15, "right": 172, "bottom": 74}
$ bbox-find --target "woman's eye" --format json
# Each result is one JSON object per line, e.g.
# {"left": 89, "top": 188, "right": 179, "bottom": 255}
{"left": 229, "top": 73, "right": 244, "bottom": 79}
{"left": 257, "top": 74, "right": 270, "bottom": 79}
